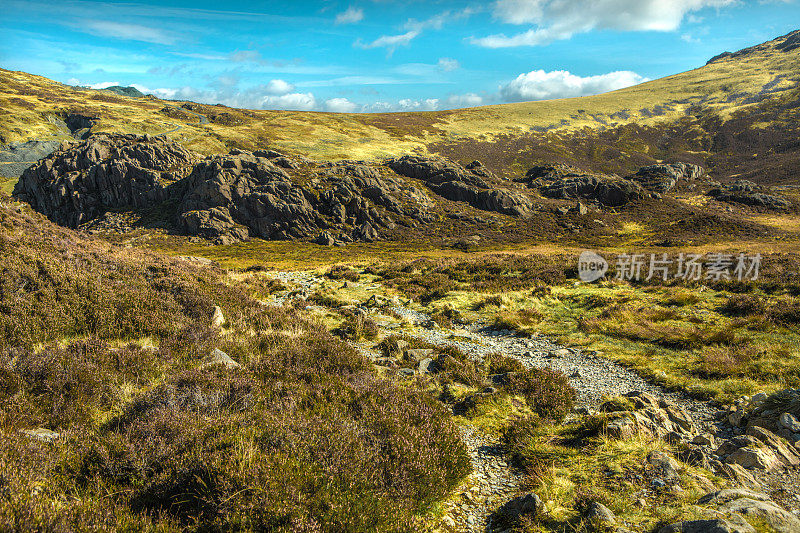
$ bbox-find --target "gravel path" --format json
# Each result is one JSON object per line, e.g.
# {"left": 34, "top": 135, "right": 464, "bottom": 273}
{"left": 261, "top": 271, "right": 796, "bottom": 529}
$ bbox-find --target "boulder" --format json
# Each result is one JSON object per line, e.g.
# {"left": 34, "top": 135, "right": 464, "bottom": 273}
{"left": 15, "top": 137, "right": 436, "bottom": 244}
{"left": 707, "top": 180, "right": 790, "bottom": 209}
{"left": 20, "top": 428, "right": 60, "bottom": 443}
{"left": 211, "top": 306, "right": 225, "bottom": 328}
{"left": 540, "top": 174, "right": 645, "bottom": 207}
{"left": 779, "top": 412, "right": 800, "bottom": 433}
{"left": 658, "top": 518, "right": 755, "bottom": 533}
{"left": 725, "top": 446, "right": 781, "bottom": 471}
{"left": 585, "top": 502, "right": 616, "bottom": 525}
{"left": 719, "top": 498, "right": 800, "bottom": 533}
{"left": 708, "top": 460, "right": 761, "bottom": 490}
{"left": 745, "top": 425, "right": 800, "bottom": 467}
{"left": 604, "top": 391, "right": 698, "bottom": 442}
{"left": 629, "top": 163, "right": 704, "bottom": 193}
{"left": 13, "top": 133, "right": 196, "bottom": 227}
{"left": 387, "top": 155, "right": 533, "bottom": 217}
{"left": 647, "top": 450, "right": 682, "bottom": 484}
{"left": 178, "top": 153, "right": 431, "bottom": 244}
{"left": 693, "top": 489, "right": 800, "bottom": 533}
{"left": 202, "top": 348, "right": 241, "bottom": 369}
{"left": 698, "top": 488, "right": 772, "bottom": 505}
{"left": 496, "top": 492, "right": 542, "bottom": 521}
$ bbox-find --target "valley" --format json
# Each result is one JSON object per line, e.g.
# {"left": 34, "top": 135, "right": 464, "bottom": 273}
{"left": 0, "top": 26, "right": 799, "bottom": 533}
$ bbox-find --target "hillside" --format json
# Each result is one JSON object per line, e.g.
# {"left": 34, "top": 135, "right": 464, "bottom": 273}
{"left": 0, "top": 30, "right": 798, "bottom": 167}
{"left": 3, "top": 28, "right": 800, "bottom": 533}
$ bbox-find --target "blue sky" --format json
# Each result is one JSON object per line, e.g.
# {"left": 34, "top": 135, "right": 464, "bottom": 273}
{"left": 1, "top": 0, "right": 798, "bottom": 112}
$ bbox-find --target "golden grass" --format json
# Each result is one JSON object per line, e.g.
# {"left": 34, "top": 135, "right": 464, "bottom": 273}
{"left": 1, "top": 31, "right": 798, "bottom": 160}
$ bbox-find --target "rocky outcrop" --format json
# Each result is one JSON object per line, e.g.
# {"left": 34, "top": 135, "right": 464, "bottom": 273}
{"left": 180, "top": 151, "right": 433, "bottom": 244}
{"left": 386, "top": 155, "right": 533, "bottom": 217}
{"left": 14, "top": 134, "right": 196, "bottom": 227}
{"left": 521, "top": 163, "right": 647, "bottom": 207}
{"left": 523, "top": 161, "right": 705, "bottom": 206}
{"left": 661, "top": 488, "right": 800, "bottom": 533}
{"left": 603, "top": 391, "right": 699, "bottom": 442}
{"left": 629, "top": 163, "right": 704, "bottom": 193}
{"left": 13, "top": 136, "right": 437, "bottom": 245}
{"left": 723, "top": 389, "right": 800, "bottom": 445}
{"left": 708, "top": 180, "right": 791, "bottom": 209}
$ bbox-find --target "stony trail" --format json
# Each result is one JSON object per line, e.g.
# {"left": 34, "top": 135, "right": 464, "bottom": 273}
{"left": 263, "top": 270, "right": 798, "bottom": 530}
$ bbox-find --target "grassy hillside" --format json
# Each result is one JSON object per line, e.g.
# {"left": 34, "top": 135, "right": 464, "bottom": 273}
{"left": 0, "top": 198, "right": 470, "bottom": 531}
{"left": 1, "top": 31, "right": 798, "bottom": 163}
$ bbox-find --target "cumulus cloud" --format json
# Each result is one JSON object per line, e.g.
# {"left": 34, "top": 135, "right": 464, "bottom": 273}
{"left": 473, "top": 0, "right": 736, "bottom": 47}
{"left": 261, "top": 92, "right": 317, "bottom": 111}
{"left": 397, "top": 98, "right": 440, "bottom": 111}
{"left": 89, "top": 81, "right": 120, "bottom": 89}
{"left": 335, "top": 6, "right": 364, "bottom": 25}
{"left": 325, "top": 97, "right": 360, "bottom": 112}
{"left": 500, "top": 69, "right": 648, "bottom": 101}
{"left": 264, "top": 79, "right": 295, "bottom": 95}
{"left": 446, "top": 93, "right": 484, "bottom": 107}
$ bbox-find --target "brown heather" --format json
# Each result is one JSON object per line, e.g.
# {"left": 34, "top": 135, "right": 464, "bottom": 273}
{"left": 0, "top": 201, "right": 470, "bottom": 532}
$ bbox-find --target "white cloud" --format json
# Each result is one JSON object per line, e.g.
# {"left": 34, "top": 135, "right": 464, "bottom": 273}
{"left": 397, "top": 98, "right": 440, "bottom": 111}
{"left": 260, "top": 92, "right": 317, "bottom": 111}
{"left": 90, "top": 81, "right": 120, "bottom": 89}
{"left": 356, "top": 7, "right": 476, "bottom": 52}
{"left": 446, "top": 93, "right": 484, "bottom": 107}
{"left": 264, "top": 79, "right": 295, "bottom": 95}
{"left": 80, "top": 20, "right": 179, "bottom": 45}
{"left": 67, "top": 77, "right": 81, "bottom": 86}
{"left": 325, "top": 97, "right": 360, "bottom": 112}
{"left": 437, "top": 57, "right": 460, "bottom": 71}
{"left": 229, "top": 50, "right": 262, "bottom": 63}
{"left": 473, "top": 0, "right": 736, "bottom": 47}
{"left": 355, "top": 30, "right": 420, "bottom": 51}
{"left": 335, "top": 6, "right": 364, "bottom": 25}
{"left": 500, "top": 69, "right": 648, "bottom": 101}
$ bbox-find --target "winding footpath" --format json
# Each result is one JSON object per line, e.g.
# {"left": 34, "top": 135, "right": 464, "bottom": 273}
{"left": 264, "top": 270, "right": 799, "bottom": 531}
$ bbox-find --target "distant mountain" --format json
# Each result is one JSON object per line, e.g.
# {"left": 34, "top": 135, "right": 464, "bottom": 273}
{"left": 0, "top": 29, "right": 798, "bottom": 189}
{"left": 101, "top": 85, "right": 146, "bottom": 98}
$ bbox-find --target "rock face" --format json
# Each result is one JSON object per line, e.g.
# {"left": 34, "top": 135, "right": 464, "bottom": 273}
{"left": 521, "top": 163, "right": 646, "bottom": 207}
{"left": 603, "top": 391, "right": 699, "bottom": 442}
{"left": 13, "top": 136, "right": 437, "bottom": 244}
{"left": 707, "top": 180, "right": 791, "bottom": 209}
{"left": 180, "top": 151, "right": 432, "bottom": 244}
{"left": 387, "top": 155, "right": 533, "bottom": 216}
{"left": 724, "top": 389, "right": 800, "bottom": 445}
{"left": 17, "top": 136, "right": 543, "bottom": 244}
{"left": 662, "top": 488, "right": 800, "bottom": 533}
{"left": 14, "top": 134, "right": 196, "bottom": 227}
{"left": 629, "top": 163, "right": 704, "bottom": 193}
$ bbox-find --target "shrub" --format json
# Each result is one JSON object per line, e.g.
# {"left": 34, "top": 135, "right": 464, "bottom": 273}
{"left": 474, "top": 294, "right": 505, "bottom": 310}
{"left": 720, "top": 294, "right": 766, "bottom": 316}
{"left": 506, "top": 368, "right": 576, "bottom": 421}
{"left": 487, "top": 353, "right": 526, "bottom": 375}
{"left": 598, "top": 395, "right": 634, "bottom": 412}
{"left": 661, "top": 290, "right": 700, "bottom": 307}
{"left": 695, "top": 346, "right": 753, "bottom": 378}
{"left": 335, "top": 311, "right": 379, "bottom": 340}
{"left": 430, "top": 306, "right": 464, "bottom": 328}
{"left": 769, "top": 298, "right": 800, "bottom": 326}
{"left": 435, "top": 346, "right": 487, "bottom": 387}
{"left": 325, "top": 264, "right": 360, "bottom": 282}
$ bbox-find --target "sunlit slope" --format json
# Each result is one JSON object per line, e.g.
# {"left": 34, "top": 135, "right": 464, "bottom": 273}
{"left": 1, "top": 30, "right": 798, "bottom": 160}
